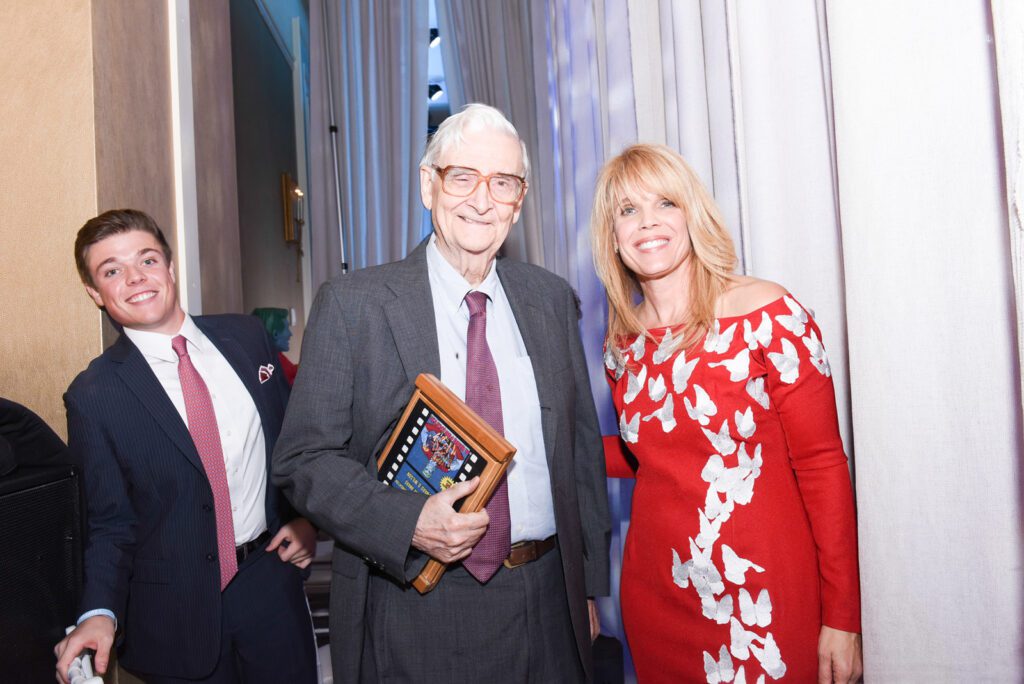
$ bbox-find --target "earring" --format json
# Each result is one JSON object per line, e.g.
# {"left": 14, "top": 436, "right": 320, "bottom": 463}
{"left": 613, "top": 244, "right": 620, "bottom": 254}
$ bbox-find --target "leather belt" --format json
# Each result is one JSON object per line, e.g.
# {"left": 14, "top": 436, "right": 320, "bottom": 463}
{"left": 503, "top": 535, "right": 557, "bottom": 569}
{"left": 236, "top": 530, "right": 271, "bottom": 565}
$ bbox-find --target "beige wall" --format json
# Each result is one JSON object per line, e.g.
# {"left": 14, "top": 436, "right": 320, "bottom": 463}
{"left": 92, "top": 0, "right": 176, "bottom": 234}
{"left": 192, "top": 0, "right": 244, "bottom": 314}
{"left": 0, "top": 1, "right": 101, "bottom": 437}
{"left": 0, "top": 0, "right": 246, "bottom": 439}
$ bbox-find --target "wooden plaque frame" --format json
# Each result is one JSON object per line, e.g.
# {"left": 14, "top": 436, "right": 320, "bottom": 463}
{"left": 376, "top": 373, "right": 516, "bottom": 593}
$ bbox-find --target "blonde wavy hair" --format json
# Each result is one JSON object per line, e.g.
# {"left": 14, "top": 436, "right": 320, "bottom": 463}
{"left": 591, "top": 144, "right": 738, "bottom": 358}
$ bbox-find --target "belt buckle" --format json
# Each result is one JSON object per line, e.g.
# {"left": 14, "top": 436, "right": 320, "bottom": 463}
{"left": 502, "top": 540, "right": 534, "bottom": 570}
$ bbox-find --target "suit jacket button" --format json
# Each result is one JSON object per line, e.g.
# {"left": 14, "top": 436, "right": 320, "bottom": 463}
{"left": 203, "top": 504, "right": 212, "bottom": 512}
{"left": 206, "top": 553, "right": 216, "bottom": 562}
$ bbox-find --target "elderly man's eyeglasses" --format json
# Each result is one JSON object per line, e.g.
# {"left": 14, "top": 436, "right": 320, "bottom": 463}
{"left": 431, "top": 165, "right": 527, "bottom": 205}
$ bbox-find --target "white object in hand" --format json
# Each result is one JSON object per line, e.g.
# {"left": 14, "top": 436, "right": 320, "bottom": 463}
{"left": 64, "top": 626, "right": 104, "bottom": 684}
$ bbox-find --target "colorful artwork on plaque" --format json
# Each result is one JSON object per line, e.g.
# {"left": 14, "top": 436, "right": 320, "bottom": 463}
{"left": 409, "top": 415, "right": 470, "bottom": 488}
{"left": 388, "top": 412, "right": 474, "bottom": 495}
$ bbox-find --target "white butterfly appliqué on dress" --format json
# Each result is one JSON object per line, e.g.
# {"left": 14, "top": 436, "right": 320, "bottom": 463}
{"left": 708, "top": 347, "right": 751, "bottom": 382}
{"left": 767, "top": 337, "right": 800, "bottom": 384}
{"left": 729, "top": 617, "right": 759, "bottom": 660}
{"left": 623, "top": 364, "right": 648, "bottom": 404}
{"left": 733, "top": 667, "right": 766, "bottom": 684}
{"left": 721, "top": 544, "right": 765, "bottom": 585}
{"left": 704, "top": 646, "right": 735, "bottom": 684}
{"left": 672, "top": 548, "right": 694, "bottom": 589}
{"left": 734, "top": 406, "right": 756, "bottom": 439}
{"left": 745, "top": 376, "right": 770, "bottom": 410}
{"left": 618, "top": 410, "right": 639, "bottom": 444}
{"left": 653, "top": 329, "right": 677, "bottom": 364}
{"left": 749, "top": 632, "right": 787, "bottom": 680}
{"left": 738, "top": 588, "right": 772, "bottom": 628}
{"left": 604, "top": 347, "right": 626, "bottom": 381}
{"left": 629, "top": 334, "right": 646, "bottom": 361}
{"left": 648, "top": 373, "right": 667, "bottom": 402}
{"left": 642, "top": 394, "right": 676, "bottom": 433}
{"left": 672, "top": 349, "right": 699, "bottom": 394}
{"left": 802, "top": 329, "right": 831, "bottom": 377}
{"left": 704, "top": 321, "right": 738, "bottom": 354}
{"left": 704, "top": 487, "right": 734, "bottom": 523}
{"left": 743, "top": 312, "right": 773, "bottom": 350}
{"left": 694, "top": 508, "right": 722, "bottom": 550}
{"left": 685, "top": 384, "right": 718, "bottom": 426}
{"left": 775, "top": 295, "right": 808, "bottom": 337}
{"left": 688, "top": 537, "right": 725, "bottom": 599}
{"left": 702, "top": 593, "right": 734, "bottom": 625}
{"left": 737, "top": 443, "right": 762, "bottom": 479}
{"left": 702, "top": 419, "right": 737, "bottom": 456}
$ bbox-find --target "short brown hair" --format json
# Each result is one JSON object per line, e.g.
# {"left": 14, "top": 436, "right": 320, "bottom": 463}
{"left": 75, "top": 209, "right": 172, "bottom": 287}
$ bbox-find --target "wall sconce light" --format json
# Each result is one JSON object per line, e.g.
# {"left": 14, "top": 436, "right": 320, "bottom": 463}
{"left": 281, "top": 173, "right": 304, "bottom": 283}
{"left": 428, "top": 83, "right": 444, "bottom": 101}
{"left": 429, "top": 28, "right": 440, "bottom": 48}
{"left": 281, "top": 173, "right": 304, "bottom": 245}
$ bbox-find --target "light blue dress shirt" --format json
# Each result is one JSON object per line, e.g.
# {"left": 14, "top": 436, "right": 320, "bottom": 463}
{"left": 426, "top": 236, "right": 556, "bottom": 543}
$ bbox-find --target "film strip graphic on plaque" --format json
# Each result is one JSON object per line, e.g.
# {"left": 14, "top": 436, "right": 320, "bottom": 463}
{"left": 378, "top": 399, "right": 486, "bottom": 511}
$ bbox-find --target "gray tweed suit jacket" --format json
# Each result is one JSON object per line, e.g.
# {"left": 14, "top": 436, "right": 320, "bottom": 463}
{"left": 273, "top": 240, "right": 610, "bottom": 682}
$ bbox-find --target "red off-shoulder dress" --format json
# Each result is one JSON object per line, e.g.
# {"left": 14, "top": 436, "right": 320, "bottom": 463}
{"left": 604, "top": 295, "right": 860, "bottom": 683}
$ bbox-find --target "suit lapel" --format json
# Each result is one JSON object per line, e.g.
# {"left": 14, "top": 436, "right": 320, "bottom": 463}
{"left": 196, "top": 317, "right": 270, "bottom": 427}
{"left": 110, "top": 335, "right": 205, "bottom": 474}
{"left": 497, "top": 260, "right": 558, "bottom": 467}
{"left": 384, "top": 240, "right": 441, "bottom": 383}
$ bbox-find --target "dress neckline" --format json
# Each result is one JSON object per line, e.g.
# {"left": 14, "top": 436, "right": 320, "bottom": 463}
{"left": 643, "top": 295, "right": 789, "bottom": 335}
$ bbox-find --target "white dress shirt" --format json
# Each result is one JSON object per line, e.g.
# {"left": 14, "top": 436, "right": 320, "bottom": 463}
{"left": 80, "top": 315, "right": 270, "bottom": 627}
{"left": 125, "top": 315, "right": 268, "bottom": 545}
{"left": 426, "top": 236, "right": 556, "bottom": 543}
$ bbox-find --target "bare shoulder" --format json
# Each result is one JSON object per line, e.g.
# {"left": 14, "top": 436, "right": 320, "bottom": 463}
{"left": 717, "top": 276, "right": 788, "bottom": 318}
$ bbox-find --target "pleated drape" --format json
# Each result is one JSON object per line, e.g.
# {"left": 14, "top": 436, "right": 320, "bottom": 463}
{"left": 308, "top": 0, "right": 428, "bottom": 286}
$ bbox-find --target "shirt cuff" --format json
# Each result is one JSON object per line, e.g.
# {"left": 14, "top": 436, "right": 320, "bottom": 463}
{"left": 78, "top": 609, "right": 117, "bottom": 631}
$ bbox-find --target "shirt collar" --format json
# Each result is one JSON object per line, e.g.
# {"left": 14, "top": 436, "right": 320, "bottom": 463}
{"left": 123, "top": 314, "right": 204, "bottom": 363}
{"left": 426, "top": 234, "right": 500, "bottom": 316}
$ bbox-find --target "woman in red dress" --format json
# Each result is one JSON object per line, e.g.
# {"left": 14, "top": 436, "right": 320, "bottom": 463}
{"left": 592, "top": 144, "right": 862, "bottom": 683}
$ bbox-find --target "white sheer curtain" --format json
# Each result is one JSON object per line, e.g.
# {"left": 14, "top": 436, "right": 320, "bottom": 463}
{"left": 307, "top": 0, "right": 428, "bottom": 286}
{"left": 993, "top": 0, "right": 1024, "bottom": 409}
{"left": 436, "top": 0, "right": 583, "bottom": 278}
{"left": 827, "top": 2, "right": 1023, "bottom": 680}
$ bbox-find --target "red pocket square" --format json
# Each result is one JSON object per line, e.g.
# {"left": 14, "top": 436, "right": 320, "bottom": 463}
{"left": 258, "top": 364, "right": 275, "bottom": 384}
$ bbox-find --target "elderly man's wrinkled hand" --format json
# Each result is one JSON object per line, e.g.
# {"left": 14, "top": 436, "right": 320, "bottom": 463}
{"left": 411, "top": 477, "right": 489, "bottom": 563}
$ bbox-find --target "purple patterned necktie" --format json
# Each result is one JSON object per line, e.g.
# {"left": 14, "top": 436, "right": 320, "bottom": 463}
{"left": 461, "top": 291, "right": 512, "bottom": 582}
{"left": 172, "top": 335, "right": 238, "bottom": 590}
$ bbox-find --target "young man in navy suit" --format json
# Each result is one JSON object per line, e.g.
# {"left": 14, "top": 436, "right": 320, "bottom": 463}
{"left": 55, "top": 210, "right": 318, "bottom": 684}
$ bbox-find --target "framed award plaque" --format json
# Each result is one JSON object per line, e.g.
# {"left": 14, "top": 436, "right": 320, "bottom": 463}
{"left": 376, "top": 373, "right": 516, "bottom": 593}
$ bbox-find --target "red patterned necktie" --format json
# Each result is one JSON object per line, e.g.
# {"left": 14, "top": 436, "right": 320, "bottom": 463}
{"left": 172, "top": 335, "right": 237, "bottom": 590}
{"left": 461, "top": 291, "right": 512, "bottom": 583}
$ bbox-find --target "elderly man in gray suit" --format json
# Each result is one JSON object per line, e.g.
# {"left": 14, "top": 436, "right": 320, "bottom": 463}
{"left": 273, "top": 103, "right": 611, "bottom": 683}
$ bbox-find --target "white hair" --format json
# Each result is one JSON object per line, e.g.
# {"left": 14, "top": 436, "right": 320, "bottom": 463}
{"left": 420, "top": 103, "right": 531, "bottom": 182}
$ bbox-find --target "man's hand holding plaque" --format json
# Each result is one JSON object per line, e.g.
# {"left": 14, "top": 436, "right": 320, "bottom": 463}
{"left": 376, "top": 374, "right": 516, "bottom": 592}
{"left": 411, "top": 477, "right": 489, "bottom": 563}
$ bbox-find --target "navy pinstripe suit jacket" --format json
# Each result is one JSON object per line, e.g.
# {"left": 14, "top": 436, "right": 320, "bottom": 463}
{"left": 65, "top": 314, "right": 293, "bottom": 679}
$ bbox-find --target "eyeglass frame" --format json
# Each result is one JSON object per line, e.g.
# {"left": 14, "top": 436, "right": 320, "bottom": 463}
{"left": 430, "top": 165, "right": 528, "bottom": 205}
